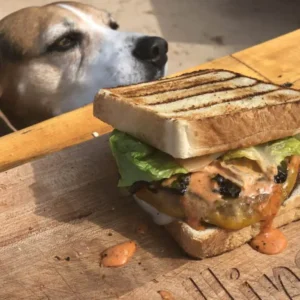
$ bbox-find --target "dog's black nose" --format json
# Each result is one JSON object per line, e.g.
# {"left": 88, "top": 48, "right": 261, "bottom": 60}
{"left": 133, "top": 36, "right": 168, "bottom": 68}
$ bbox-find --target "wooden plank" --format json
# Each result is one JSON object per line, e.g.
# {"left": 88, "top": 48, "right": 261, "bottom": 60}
{"left": 0, "top": 106, "right": 112, "bottom": 172}
{"left": 233, "top": 29, "right": 300, "bottom": 84}
{"left": 0, "top": 135, "right": 188, "bottom": 299}
{"left": 293, "top": 79, "right": 300, "bottom": 90}
{"left": 0, "top": 55, "right": 263, "bottom": 173}
{"left": 169, "top": 55, "right": 267, "bottom": 80}
{"left": 122, "top": 222, "right": 300, "bottom": 300}
{"left": 1, "top": 132, "right": 300, "bottom": 299}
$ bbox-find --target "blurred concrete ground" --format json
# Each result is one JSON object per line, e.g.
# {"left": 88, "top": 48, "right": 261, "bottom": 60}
{"left": 0, "top": 0, "right": 299, "bottom": 75}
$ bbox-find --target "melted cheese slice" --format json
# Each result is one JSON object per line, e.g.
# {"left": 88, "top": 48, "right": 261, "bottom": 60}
{"left": 176, "top": 152, "right": 223, "bottom": 172}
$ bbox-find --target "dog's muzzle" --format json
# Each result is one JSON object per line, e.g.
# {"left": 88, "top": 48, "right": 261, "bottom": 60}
{"left": 132, "top": 36, "right": 168, "bottom": 69}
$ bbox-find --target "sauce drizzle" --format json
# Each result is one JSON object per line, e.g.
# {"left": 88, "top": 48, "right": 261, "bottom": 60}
{"left": 250, "top": 156, "right": 300, "bottom": 255}
{"left": 158, "top": 290, "right": 175, "bottom": 300}
{"left": 100, "top": 241, "right": 137, "bottom": 267}
{"left": 250, "top": 228, "right": 287, "bottom": 255}
{"left": 250, "top": 184, "right": 286, "bottom": 254}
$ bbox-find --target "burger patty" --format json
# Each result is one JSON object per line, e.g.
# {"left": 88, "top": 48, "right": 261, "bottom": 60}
{"left": 133, "top": 156, "right": 299, "bottom": 230}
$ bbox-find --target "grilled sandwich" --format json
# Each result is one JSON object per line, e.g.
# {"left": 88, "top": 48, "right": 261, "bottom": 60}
{"left": 93, "top": 69, "right": 300, "bottom": 258}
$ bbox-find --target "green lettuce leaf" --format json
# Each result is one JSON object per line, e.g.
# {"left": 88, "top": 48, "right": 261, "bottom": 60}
{"left": 294, "top": 133, "right": 300, "bottom": 140}
{"left": 223, "top": 136, "right": 300, "bottom": 171}
{"left": 268, "top": 137, "right": 300, "bottom": 165}
{"left": 109, "top": 130, "right": 187, "bottom": 187}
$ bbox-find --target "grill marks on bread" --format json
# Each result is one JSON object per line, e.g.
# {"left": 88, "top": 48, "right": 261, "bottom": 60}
{"left": 137, "top": 77, "right": 258, "bottom": 106}
{"left": 163, "top": 89, "right": 300, "bottom": 119}
{"left": 121, "top": 70, "right": 236, "bottom": 98}
{"left": 110, "top": 69, "right": 215, "bottom": 95}
{"left": 110, "top": 69, "right": 300, "bottom": 119}
{"left": 94, "top": 69, "right": 300, "bottom": 159}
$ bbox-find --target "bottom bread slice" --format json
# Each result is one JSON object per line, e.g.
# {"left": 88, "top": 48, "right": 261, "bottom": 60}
{"left": 165, "top": 185, "right": 300, "bottom": 258}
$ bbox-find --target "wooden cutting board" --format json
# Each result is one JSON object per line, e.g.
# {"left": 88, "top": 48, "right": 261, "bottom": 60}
{"left": 0, "top": 30, "right": 300, "bottom": 299}
{"left": 1, "top": 133, "right": 300, "bottom": 300}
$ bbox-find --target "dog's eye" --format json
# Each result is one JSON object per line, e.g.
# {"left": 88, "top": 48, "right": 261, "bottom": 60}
{"left": 48, "top": 32, "right": 82, "bottom": 52}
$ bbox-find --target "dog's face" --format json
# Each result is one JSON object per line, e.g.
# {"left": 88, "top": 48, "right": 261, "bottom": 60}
{"left": 0, "top": 2, "right": 168, "bottom": 129}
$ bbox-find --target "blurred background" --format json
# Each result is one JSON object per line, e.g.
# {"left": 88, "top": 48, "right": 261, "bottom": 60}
{"left": 1, "top": 0, "right": 299, "bottom": 75}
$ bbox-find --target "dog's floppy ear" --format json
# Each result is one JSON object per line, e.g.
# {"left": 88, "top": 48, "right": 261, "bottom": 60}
{"left": 0, "top": 75, "right": 13, "bottom": 136}
{"left": 0, "top": 31, "right": 20, "bottom": 104}
{"left": 0, "top": 32, "right": 23, "bottom": 62}
{"left": 0, "top": 114, "right": 14, "bottom": 136}
{"left": 0, "top": 33, "right": 17, "bottom": 136}
{"left": 0, "top": 82, "right": 15, "bottom": 136}
{"left": 0, "top": 53, "right": 10, "bottom": 136}
{"left": 0, "top": 33, "right": 5, "bottom": 116}
{"left": 0, "top": 36, "right": 4, "bottom": 121}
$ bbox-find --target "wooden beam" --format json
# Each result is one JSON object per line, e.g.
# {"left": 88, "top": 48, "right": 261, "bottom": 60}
{"left": 233, "top": 29, "right": 300, "bottom": 84}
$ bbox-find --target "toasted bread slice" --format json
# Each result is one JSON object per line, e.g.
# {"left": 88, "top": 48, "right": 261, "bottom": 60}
{"left": 165, "top": 185, "right": 300, "bottom": 258}
{"left": 94, "top": 69, "right": 300, "bottom": 159}
{"left": 134, "top": 185, "right": 300, "bottom": 258}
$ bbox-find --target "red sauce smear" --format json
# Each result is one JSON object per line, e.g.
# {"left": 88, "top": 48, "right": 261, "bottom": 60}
{"left": 250, "top": 156, "right": 300, "bottom": 254}
{"left": 251, "top": 156, "right": 300, "bottom": 255}
{"left": 100, "top": 241, "right": 137, "bottom": 267}
{"left": 180, "top": 172, "right": 217, "bottom": 230}
{"left": 250, "top": 228, "right": 287, "bottom": 255}
{"left": 158, "top": 290, "right": 175, "bottom": 300}
{"left": 250, "top": 184, "right": 287, "bottom": 255}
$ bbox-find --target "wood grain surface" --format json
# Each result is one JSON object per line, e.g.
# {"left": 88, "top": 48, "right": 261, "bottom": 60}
{"left": 0, "top": 29, "right": 300, "bottom": 299}
{"left": 2, "top": 134, "right": 300, "bottom": 300}
{"left": 233, "top": 30, "right": 300, "bottom": 85}
{"left": 0, "top": 135, "right": 189, "bottom": 300}
{"left": 122, "top": 221, "right": 300, "bottom": 299}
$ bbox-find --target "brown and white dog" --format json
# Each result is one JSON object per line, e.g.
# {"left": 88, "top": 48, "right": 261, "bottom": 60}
{"left": 0, "top": 1, "right": 168, "bottom": 130}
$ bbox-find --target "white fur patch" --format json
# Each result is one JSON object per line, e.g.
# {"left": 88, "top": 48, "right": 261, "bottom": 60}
{"left": 57, "top": 4, "right": 105, "bottom": 33}
{"left": 42, "top": 23, "right": 70, "bottom": 45}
